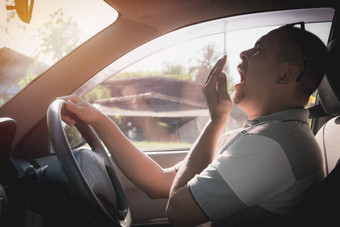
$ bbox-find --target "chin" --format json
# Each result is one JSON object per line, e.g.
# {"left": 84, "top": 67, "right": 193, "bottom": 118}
{"left": 232, "top": 91, "right": 250, "bottom": 115}
{"left": 232, "top": 90, "right": 244, "bottom": 105}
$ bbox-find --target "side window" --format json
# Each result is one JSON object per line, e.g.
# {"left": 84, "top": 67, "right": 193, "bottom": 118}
{"left": 84, "top": 34, "right": 239, "bottom": 150}
{"left": 82, "top": 17, "right": 332, "bottom": 151}
{"left": 84, "top": 33, "right": 245, "bottom": 150}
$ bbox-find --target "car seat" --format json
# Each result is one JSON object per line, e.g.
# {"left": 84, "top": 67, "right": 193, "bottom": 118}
{"left": 290, "top": 36, "right": 340, "bottom": 227}
{"left": 315, "top": 36, "right": 340, "bottom": 175}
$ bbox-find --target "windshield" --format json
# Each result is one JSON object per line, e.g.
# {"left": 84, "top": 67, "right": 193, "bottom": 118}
{"left": 0, "top": 0, "right": 117, "bottom": 106}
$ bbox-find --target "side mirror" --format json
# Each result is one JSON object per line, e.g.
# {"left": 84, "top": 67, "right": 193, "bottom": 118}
{"left": 6, "top": 0, "right": 34, "bottom": 24}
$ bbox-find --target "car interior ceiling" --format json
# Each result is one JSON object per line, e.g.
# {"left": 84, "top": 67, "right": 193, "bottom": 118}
{"left": 107, "top": 0, "right": 332, "bottom": 34}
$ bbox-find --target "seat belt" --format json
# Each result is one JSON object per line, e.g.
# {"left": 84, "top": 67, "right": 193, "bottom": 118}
{"left": 308, "top": 104, "right": 328, "bottom": 119}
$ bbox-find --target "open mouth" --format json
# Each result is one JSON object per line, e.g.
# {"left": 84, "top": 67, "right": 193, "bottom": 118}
{"left": 235, "top": 66, "right": 246, "bottom": 88}
{"left": 238, "top": 67, "right": 245, "bottom": 83}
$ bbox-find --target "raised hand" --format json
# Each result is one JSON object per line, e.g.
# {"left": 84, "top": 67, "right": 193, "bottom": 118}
{"left": 202, "top": 55, "right": 232, "bottom": 123}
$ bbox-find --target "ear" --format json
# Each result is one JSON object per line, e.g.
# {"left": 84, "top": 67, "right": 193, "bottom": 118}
{"left": 275, "top": 63, "right": 299, "bottom": 87}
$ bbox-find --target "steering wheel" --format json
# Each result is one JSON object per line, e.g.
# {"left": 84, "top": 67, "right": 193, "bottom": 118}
{"left": 47, "top": 99, "right": 131, "bottom": 226}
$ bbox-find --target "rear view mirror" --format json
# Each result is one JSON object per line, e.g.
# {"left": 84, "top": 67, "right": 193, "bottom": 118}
{"left": 6, "top": 0, "right": 34, "bottom": 24}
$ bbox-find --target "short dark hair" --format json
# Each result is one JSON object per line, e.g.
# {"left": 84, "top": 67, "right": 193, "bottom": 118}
{"left": 276, "top": 25, "right": 329, "bottom": 102}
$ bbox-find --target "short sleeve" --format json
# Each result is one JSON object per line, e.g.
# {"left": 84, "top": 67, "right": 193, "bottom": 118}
{"left": 188, "top": 134, "right": 296, "bottom": 220}
{"left": 188, "top": 165, "right": 248, "bottom": 220}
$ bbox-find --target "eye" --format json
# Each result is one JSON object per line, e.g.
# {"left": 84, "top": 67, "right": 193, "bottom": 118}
{"left": 257, "top": 44, "right": 262, "bottom": 51}
{"left": 253, "top": 44, "right": 263, "bottom": 56}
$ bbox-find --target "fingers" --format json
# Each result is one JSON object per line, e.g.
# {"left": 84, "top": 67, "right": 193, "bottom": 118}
{"left": 205, "top": 55, "right": 227, "bottom": 86}
{"left": 217, "top": 73, "right": 230, "bottom": 101}
{"left": 57, "top": 94, "right": 83, "bottom": 115}
{"left": 65, "top": 99, "right": 77, "bottom": 112}
{"left": 57, "top": 94, "right": 100, "bottom": 126}
{"left": 61, "top": 115, "right": 76, "bottom": 127}
{"left": 202, "top": 56, "right": 231, "bottom": 121}
{"left": 203, "top": 55, "right": 227, "bottom": 96}
{"left": 57, "top": 94, "right": 82, "bottom": 126}
{"left": 214, "top": 55, "right": 227, "bottom": 76}
{"left": 59, "top": 100, "right": 78, "bottom": 126}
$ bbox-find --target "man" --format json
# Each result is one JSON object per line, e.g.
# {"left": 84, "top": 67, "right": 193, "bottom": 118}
{"left": 60, "top": 24, "right": 328, "bottom": 226}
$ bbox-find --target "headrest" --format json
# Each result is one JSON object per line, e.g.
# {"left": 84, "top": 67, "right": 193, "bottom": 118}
{"left": 318, "top": 37, "right": 340, "bottom": 116}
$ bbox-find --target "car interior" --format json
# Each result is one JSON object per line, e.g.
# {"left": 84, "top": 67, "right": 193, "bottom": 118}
{"left": 0, "top": 0, "right": 340, "bottom": 226}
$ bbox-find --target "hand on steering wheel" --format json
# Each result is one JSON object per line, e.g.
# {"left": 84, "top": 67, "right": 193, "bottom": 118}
{"left": 47, "top": 99, "right": 131, "bottom": 227}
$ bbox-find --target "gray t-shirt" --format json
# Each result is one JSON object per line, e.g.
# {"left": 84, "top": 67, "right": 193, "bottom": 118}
{"left": 187, "top": 108, "right": 324, "bottom": 226}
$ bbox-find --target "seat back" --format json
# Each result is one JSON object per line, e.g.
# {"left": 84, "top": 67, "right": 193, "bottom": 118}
{"left": 315, "top": 36, "right": 340, "bottom": 175}
{"left": 290, "top": 36, "right": 340, "bottom": 226}
{"left": 315, "top": 117, "right": 340, "bottom": 175}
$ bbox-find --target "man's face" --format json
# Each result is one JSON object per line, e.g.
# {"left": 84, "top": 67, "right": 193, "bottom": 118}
{"left": 233, "top": 29, "right": 287, "bottom": 112}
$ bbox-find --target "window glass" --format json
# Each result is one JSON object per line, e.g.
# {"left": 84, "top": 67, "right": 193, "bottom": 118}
{"left": 82, "top": 9, "right": 333, "bottom": 151}
{"left": 0, "top": 0, "right": 117, "bottom": 106}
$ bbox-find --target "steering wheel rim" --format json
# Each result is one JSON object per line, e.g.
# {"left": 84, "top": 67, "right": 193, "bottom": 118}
{"left": 47, "top": 99, "right": 131, "bottom": 226}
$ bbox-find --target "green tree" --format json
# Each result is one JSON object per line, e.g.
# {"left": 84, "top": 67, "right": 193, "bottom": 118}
{"left": 83, "top": 85, "right": 111, "bottom": 103}
{"left": 163, "top": 63, "right": 192, "bottom": 80}
{"left": 112, "top": 43, "right": 226, "bottom": 85}
{"left": 192, "top": 43, "right": 234, "bottom": 92}
{"left": 1, "top": 1, "right": 24, "bottom": 34}
{"left": 18, "top": 56, "right": 41, "bottom": 88}
{"left": 65, "top": 125, "right": 83, "bottom": 147}
{"left": 18, "top": 9, "right": 82, "bottom": 89}
{"left": 36, "top": 8, "right": 81, "bottom": 61}
{"left": 164, "top": 63, "right": 185, "bottom": 75}
{"left": 191, "top": 43, "right": 220, "bottom": 84}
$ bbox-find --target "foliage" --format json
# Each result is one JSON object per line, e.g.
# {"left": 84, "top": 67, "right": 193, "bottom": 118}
{"left": 191, "top": 43, "right": 219, "bottom": 82}
{"left": 190, "top": 43, "right": 234, "bottom": 92}
{"left": 36, "top": 8, "right": 81, "bottom": 62}
{"left": 83, "top": 85, "right": 111, "bottom": 103}
{"left": 18, "top": 56, "right": 41, "bottom": 88}
{"left": 113, "top": 63, "right": 192, "bottom": 81}
{"left": 0, "top": 98, "right": 7, "bottom": 106}
{"left": 112, "top": 43, "right": 227, "bottom": 85}
{"left": 18, "top": 73, "right": 37, "bottom": 89}
{"left": 64, "top": 125, "right": 83, "bottom": 147}
{"left": 0, "top": 7, "right": 81, "bottom": 104}
{"left": 1, "top": 1, "right": 25, "bottom": 34}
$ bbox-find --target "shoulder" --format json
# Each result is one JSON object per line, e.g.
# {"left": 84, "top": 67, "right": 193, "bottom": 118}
{"left": 246, "top": 120, "right": 310, "bottom": 138}
{"left": 239, "top": 120, "right": 322, "bottom": 180}
{"left": 217, "top": 128, "right": 245, "bottom": 151}
{"left": 244, "top": 120, "right": 319, "bottom": 156}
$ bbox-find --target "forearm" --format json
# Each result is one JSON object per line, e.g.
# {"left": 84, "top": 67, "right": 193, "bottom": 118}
{"left": 166, "top": 118, "right": 227, "bottom": 225}
{"left": 92, "top": 113, "right": 175, "bottom": 198}
{"left": 166, "top": 56, "right": 230, "bottom": 225}
{"left": 170, "top": 118, "right": 227, "bottom": 194}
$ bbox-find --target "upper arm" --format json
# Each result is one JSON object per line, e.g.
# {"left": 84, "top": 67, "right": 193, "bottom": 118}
{"left": 166, "top": 134, "right": 297, "bottom": 224}
{"left": 166, "top": 184, "right": 210, "bottom": 226}
{"left": 217, "top": 135, "right": 295, "bottom": 206}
